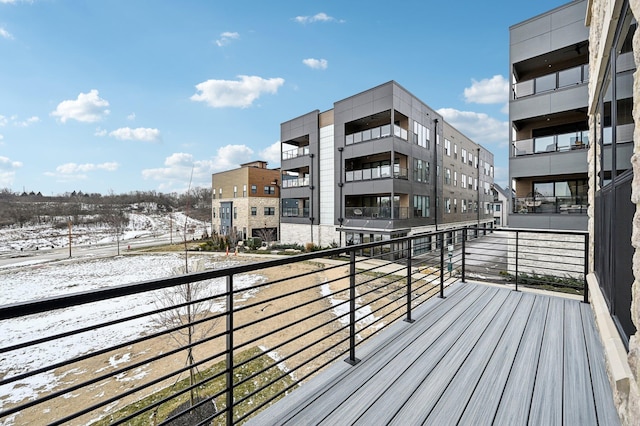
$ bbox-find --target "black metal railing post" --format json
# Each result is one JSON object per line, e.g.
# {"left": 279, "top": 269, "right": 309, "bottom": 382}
{"left": 583, "top": 233, "right": 590, "bottom": 304}
{"left": 345, "top": 249, "right": 360, "bottom": 365}
{"left": 226, "top": 274, "right": 234, "bottom": 426}
{"left": 405, "top": 239, "right": 414, "bottom": 323}
{"left": 461, "top": 228, "right": 467, "bottom": 283}
{"left": 515, "top": 231, "right": 519, "bottom": 292}
{"left": 439, "top": 233, "right": 445, "bottom": 298}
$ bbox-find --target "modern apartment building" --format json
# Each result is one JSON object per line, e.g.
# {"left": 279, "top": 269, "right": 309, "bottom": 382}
{"left": 509, "top": 0, "right": 591, "bottom": 230}
{"left": 279, "top": 81, "right": 494, "bottom": 252}
{"left": 586, "top": 0, "right": 638, "bottom": 421}
{"left": 211, "top": 161, "right": 280, "bottom": 242}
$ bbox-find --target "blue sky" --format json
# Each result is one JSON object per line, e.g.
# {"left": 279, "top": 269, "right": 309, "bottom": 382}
{"left": 0, "top": 0, "right": 571, "bottom": 195}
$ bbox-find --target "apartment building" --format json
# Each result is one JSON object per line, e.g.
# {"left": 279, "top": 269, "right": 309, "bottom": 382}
{"left": 279, "top": 81, "right": 494, "bottom": 252}
{"left": 586, "top": 0, "right": 638, "bottom": 421}
{"left": 211, "top": 161, "right": 280, "bottom": 242}
{"left": 509, "top": 0, "right": 591, "bottom": 230}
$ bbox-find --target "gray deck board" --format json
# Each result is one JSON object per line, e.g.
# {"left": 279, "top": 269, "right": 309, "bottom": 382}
{"left": 426, "top": 290, "right": 528, "bottom": 425}
{"left": 492, "top": 295, "right": 550, "bottom": 425}
{"left": 246, "top": 282, "right": 620, "bottom": 426}
{"left": 580, "top": 303, "right": 621, "bottom": 425}
{"left": 564, "top": 300, "right": 597, "bottom": 425}
{"left": 388, "top": 286, "right": 520, "bottom": 424}
{"left": 529, "top": 297, "right": 564, "bottom": 425}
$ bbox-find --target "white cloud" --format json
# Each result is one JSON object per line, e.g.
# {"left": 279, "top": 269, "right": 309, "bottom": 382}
{"left": 464, "top": 75, "right": 509, "bottom": 105}
{"left": 127, "top": 112, "right": 136, "bottom": 121}
{"left": 190, "top": 75, "right": 285, "bottom": 108}
{"left": 0, "top": 115, "right": 7, "bottom": 126}
{"left": 294, "top": 13, "right": 343, "bottom": 24}
{"left": 259, "top": 141, "right": 281, "bottom": 168}
{"left": 109, "top": 127, "right": 161, "bottom": 142}
{"left": 51, "top": 89, "right": 110, "bottom": 123}
{"left": 44, "top": 162, "right": 118, "bottom": 181}
{"left": 437, "top": 108, "right": 508, "bottom": 147}
{"left": 142, "top": 145, "right": 255, "bottom": 189}
{"left": 215, "top": 31, "right": 239, "bottom": 47}
{"left": 303, "top": 58, "right": 328, "bottom": 70}
{"left": 0, "top": 27, "right": 13, "bottom": 40}
{"left": 0, "top": 156, "right": 22, "bottom": 187}
{"left": 94, "top": 127, "right": 107, "bottom": 137}
{"left": 14, "top": 116, "right": 39, "bottom": 127}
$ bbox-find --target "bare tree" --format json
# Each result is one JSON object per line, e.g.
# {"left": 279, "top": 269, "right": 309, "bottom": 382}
{"left": 255, "top": 228, "right": 276, "bottom": 247}
{"left": 154, "top": 260, "right": 220, "bottom": 413}
{"left": 99, "top": 203, "right": 129, "bottom": 255}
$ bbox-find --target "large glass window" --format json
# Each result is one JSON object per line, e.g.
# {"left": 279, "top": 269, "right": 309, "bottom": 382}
{"left": 413, "top": 195, "right": 430, "bottom": 218}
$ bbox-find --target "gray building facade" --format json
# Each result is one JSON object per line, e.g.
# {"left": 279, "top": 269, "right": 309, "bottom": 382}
{"left": 509, "top": 0, "right": 591, "bottom": 230}
{"left": 280, "top": 81, "right": 494, "bottom": 251}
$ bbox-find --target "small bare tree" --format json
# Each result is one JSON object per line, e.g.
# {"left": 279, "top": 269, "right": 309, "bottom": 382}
{"left": 255, "top": 228, "right": 276, "bottom": 247}
{"left": 154, "top": 259, "right": 220, "bottom": 411}
{"left": 99, "top": 203, "right": 129, "bottom": 255}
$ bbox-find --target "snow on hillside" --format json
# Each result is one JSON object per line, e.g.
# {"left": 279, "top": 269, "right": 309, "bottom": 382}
{"left": 0, "top": 253, "right": 264, "bottom": 415}
{"left": 0, "top": 212, "right": 209, "bottom": 253}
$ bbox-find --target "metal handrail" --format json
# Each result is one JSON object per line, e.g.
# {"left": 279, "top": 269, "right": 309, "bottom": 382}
{"left": 0, "top": 226, "right": 588, "bottom": 425}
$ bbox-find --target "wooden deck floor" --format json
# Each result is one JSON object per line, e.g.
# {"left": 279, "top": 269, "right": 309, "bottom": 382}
{"left": 247, "top": 282, "right": 620, "bottom": 425}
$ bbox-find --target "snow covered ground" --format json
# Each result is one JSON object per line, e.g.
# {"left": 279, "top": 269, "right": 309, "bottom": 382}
{"left": 0, "top": 212, "right": 209, "bottom": 253}
{"left": 0, "top": 252, "right": 265, "bottom": 418}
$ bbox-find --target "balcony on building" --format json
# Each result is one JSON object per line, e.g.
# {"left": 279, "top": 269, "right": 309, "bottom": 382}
{"left": 344, "top": 153, "right": 409, "bottom": 183}
{"left": 345, "top": 194, "right": 410, "bottom": 221}
{"left": 344, "top": 110, "right": 409, "bottom": 146}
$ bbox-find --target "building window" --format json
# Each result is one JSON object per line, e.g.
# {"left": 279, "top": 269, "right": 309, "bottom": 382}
{"left": 495, "top": 204, "right": 501, "bottom": 212}
{"left": 233, "top": 207, "right": 237, "bottom": 219}
{"left": 462, "top": 148, "right": 467, "bottom": 164}
{"left": 251, "top": 207, "right": 257, "bottom": 216}
{"left": 468, "top": 153, "right": 473, "bottom": 166}
{"left": 462, "top": 199, "right": 467, "bottom": 213}
{"left": 264, "top": 186, "right": 275, "bottom": 195}
{"left": 243, "top": 184, "right": 247, "bottom": 197}
{"left": 213, "top": 207, "right": 216, "bottom": 218}
{"left": 264, "top": 207, "right": 275, "bottom": 215}
{"left": 413, "top": 159, "right": 430, "bottom": 183}
{"left": 233, "top": 186, "right": 237, "bottom": 198}
{"left": 413, "top": 195, "right": 430, "bottom": 217}
{"left": 461, "top": 174, "right": 467, "bottom": 188}
{"left": 212, "top": 189, "right": 216, "bottom": 200}
{"left": 454, "top": 144, "right": 458, "bottom": 159}
{"left": 445, "top": 139, "right": 451, "bottom": 156}
{"left": 454, "top": 171, "right": 457, "bottom": 187}
{"left": 219, "top": 188, "right": 223, "bottom": 197}
{"left": 445, "top": 198, "right": 451, "bottom": 213}
{"left": 454, "top": 198, "right": 457, "bottom": 213}
{"left": 251, "top": 185, "right": 257, "bottom": 194}
{"left": 444, "top": 168, "right": 451, "bottom": 185}
{"left": 413, "top": 121, "right": 430, "bottom": 149}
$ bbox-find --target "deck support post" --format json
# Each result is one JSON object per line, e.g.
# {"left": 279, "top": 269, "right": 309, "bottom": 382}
{"left": 462, "top": 228, "right": 467, "bottom": 283}
{"left": 515, "top": 232, "right": 519, "bottom": 292}
{"left": 439, "top": 233, "right": 445, "bottom": 299}
{"left": 405, "top": 239, "right": 415, "bottom": 323}
{"left": 226, "top": 275, "right": 234, "bottom": 426}
{"left": 583, "top": 233, "right": 589, "bottom": 303}
{"left": 345, "top": 249, "right": 361, "bottom": 365}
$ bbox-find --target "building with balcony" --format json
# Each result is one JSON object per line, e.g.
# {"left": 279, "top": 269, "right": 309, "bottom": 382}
{"left": 279, "top": 81, "right": 494, "bottom": 251}
{"left": 509, "top": 0, "right": 591, "bottom": 230}
{"left": 586, "top": 0, "right": 639, "bottom": 422}
{"left": 211, "top": 160, "right": 280, "bottom": 242}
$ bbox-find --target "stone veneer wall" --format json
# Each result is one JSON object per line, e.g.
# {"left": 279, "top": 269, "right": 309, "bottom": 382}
{"left": 588, "top": 0, "right": 640, "bottom": 423}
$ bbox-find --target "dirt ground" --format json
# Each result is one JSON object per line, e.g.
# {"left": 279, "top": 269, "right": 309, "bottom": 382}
{"left": 3, "top": 254, "right": 411, "bottom": 425}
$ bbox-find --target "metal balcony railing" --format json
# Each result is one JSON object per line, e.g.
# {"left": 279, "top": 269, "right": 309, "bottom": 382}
{"left": 511, "top": 63, "right": 589, "bottom": 100}
{"left": 0, "top": 227, "right": 587, "bottom": 425}
{"left": 281, "top": 146, "right": 309, "bottom": 160}
{"left": 281, "top": 207, "right": 309, "bottom": 217}
{"left": 345, "top": 166, "right": 408, "bottom": 182}
{"left": 281, "top": 177, "right": 309, "bottom": 188}
{"left": 513, "top": 196, "right": 587, "bottom": 215}
{"left": 345, "top": 124, "right": 408, "bottom": 145}
{"left": 512, "top": 131, "right": 589, "bottom": 156}
{"left": 345, "top": 206, "right": 410, "bottom": 219}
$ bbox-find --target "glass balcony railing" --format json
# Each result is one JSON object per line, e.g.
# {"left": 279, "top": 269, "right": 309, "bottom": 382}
{"left": 345, "top": 206, "right": 410, "bottom": 219}
{"left": 282, "top": 176, "right": 309, "bottom": 188}
{"left": 513, "top": 196, "right": 587, "bottom": 215}
{"left": 345, "top": 124, "right": 408, "bottom": 145}
{"left": 513, "top": 131, "right": 589, "bottom": 156}
{"left": 282, "top": 207, "right": 309, "bottom": 217}
{"left": 282, "top": 146, "right": 310, "bottom": 160}
{"left": 345, "top": 166, "right": 408, "bottom": 182}
{"left": 512, "top": 64, "right": 589, "bottom": 100}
